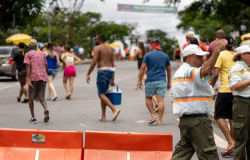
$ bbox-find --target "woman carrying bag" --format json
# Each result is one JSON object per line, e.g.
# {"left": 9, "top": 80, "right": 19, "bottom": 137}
{"left": 228, "top": 45, "right": 250, "bottom": 160}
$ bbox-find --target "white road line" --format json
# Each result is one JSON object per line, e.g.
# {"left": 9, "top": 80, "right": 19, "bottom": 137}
{"left": 80, "top": 123, "right": 89, "bottom": 128}
{"left": 176, "top": 118, "right": 227, "bottom": 148}
{"left": 127, "top": 152, "right": 130, "bottom": 160}
{"left": 35, "top": 149, "right": 40, "bottom": 160}
{"left": 0, "top": 85, "right": 12, "bottom": 91}
{"left": 136, "top": 120, "right": 145, "bottom": 123}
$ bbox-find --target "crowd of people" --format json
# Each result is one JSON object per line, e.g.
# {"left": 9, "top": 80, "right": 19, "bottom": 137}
{"left": 8, "top": 30, "right": 250, "bottom": 160}
{"left": 10, "top": 39, "right": 82, "bottom": 124}
{"left": 132, "top": 30, "right": 250, "bottom": 159}
{"left": 169, "top": 30, "right": 250, "bottom": 159}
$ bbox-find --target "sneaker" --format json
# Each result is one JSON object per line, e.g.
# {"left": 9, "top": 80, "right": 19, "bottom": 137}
{"left": 154, "top": 105, "right": 158, "bottom": 112}
{"left": 29, "top": 118, "right": 36, "bottom": 124}
{"left": 44, "top": 110, "right": 50, "bottom": 123}
{"left": 46, "top": 98, "right": 51, "bottom": 101}
{"left": 52, "top": 96, "right": 57, "bottom": 101}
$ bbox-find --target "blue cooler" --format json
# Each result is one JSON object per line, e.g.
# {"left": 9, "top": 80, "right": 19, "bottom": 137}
{"left": 106, "top": 85, "right": 122, "bottom": 105}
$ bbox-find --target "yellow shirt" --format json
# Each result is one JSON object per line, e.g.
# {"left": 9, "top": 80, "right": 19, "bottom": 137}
{"left": 214, "top": 50, "right": 235, "bottom": 93}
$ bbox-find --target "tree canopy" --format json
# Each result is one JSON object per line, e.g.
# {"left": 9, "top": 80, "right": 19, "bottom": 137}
{"left": 0, "top": 0, "right": 44, "bottom": 29}
{"left": 176, "top": 0, "right": 250, "bottom": 42}
{"left": 146, "top": 29, "right": 177, "bottom": 59}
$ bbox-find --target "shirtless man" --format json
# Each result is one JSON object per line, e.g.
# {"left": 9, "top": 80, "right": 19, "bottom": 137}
{"left": 86, "top": 34, "right": 121, "bottom": 121}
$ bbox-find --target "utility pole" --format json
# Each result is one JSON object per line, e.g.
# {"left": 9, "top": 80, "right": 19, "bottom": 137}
{"left": 13, "top": 13, "right": 15, "bottom": 34}
{"left": 48, "top": 0, "right": 51, "bottom": 42}
{"left": 48, "top": 15, "right": 51, "bottom": 42}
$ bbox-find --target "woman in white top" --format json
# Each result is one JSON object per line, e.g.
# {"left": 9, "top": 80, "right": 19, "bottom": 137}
{"left": 61, "top": 45, "right": 81, "bottom": 99}
{"left": 228, "top": 45, "right": 250, "bottom": 159}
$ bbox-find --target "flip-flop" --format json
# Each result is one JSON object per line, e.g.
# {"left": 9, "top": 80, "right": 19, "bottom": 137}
{"left": 148, "top": 118, "right": 157, "bottom": 124}
{"left": 157, "top": 123, "right": 162, "bottom": 126}
{"left": 221, "top": 148, "right": 233, "bottom": 157}
{"left": 65, "top": 94, "right": 71, "bottom": 99}
{"left": 112, "top": 109, "right": 121, "bottom": 121}
{"left": 44, "top": 110, "right": 50, "bottom": 123}
{"left": 99, "top": 118, "right": 107, "bottom": 122}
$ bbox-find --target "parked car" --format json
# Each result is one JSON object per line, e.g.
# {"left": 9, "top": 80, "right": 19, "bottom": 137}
{"left": 0, "top": 46, "right": 19, "bottom": 80}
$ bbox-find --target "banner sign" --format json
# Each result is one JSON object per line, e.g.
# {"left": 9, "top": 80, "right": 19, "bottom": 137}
{"left": 118, "top": 4, "right": 177, "bottom": 14}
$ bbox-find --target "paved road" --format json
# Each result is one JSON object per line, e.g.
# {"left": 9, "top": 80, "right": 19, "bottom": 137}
{"left": 0, "top": 61, "right": 231, "bottom": 159}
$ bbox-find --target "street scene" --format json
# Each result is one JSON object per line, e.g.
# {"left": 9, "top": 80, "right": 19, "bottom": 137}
{"left": 0, "top": 61, "right": 230, "bottom": 160}
{"left": 1, "top": 0, "right": 250, "bottom": 160}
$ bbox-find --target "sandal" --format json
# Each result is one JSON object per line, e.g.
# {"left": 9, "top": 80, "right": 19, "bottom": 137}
{"left": 65, "top": 94, "right": 71, "bottom": 100}
{"left": 148, "top": 118, "right": 157, "bottom": 124}
{"left": 112, "top": 109, "right": 121, "bottom": 121}
{"left": 44, "top": 110, "right": 50, "bottom": 123}
{"left": 22, "top": 99, "right": 29, "bottom": 103}
{"left": 99, "top": 118, "right": 106, "bottom": 122}
{"left": 221, "top": 148, "right": 233, "bottom": 157}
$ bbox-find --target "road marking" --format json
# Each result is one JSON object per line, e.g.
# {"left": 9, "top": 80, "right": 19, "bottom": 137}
{"left": 0, "top": 85, "right": 12, "bottom": 91}
{"left": 35, "top": 149, "right": 40, "bottom": 160}
{"left": 136, "top": 120, "right": 145, "bottom": 123}
{"left": 127, "top": 152, "right": 130, "bottom": 160}
{"left": 176, "top": 118, "right": 227, "bottom": 148}
{"left": 80, "top": 123, "right": 89, "bottom": 128}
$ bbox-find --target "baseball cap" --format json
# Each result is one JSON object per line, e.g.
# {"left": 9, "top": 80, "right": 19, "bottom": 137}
{"left": 150, "top": 39, "right": 161, "bottom": 50}
{"left": 27, "top": 39, "right": 37, "bottom": 48}
{"left": 186, "top": 31, "right": 194, "bottom": 38}
{"left": 183, "top": 44, "right": 209, "bottom": 57}
{"left": 223, "top": 35, "right": 234, "bottom": 48}
{"left": 235, "top": 45, "right": 250, "bottom": 54}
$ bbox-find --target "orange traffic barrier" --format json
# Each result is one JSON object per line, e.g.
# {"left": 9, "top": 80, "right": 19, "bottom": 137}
{"left": 0, "top": 128, "right": 83, "bottom": 160}
{"left": 84, "top": 131, "right": 173, "bottom": 160}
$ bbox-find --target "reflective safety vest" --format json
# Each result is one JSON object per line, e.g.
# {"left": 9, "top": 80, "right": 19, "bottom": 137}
{"left": 170, "top": 63, "right": 214, "bottom": 117}
{"left": 228, "top": 61, "right": 250, "bottom": 97}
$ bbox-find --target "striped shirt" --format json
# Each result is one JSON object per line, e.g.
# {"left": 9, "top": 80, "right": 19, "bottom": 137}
{"left": 228, "top": 61, "right": 250, "bottom": 97}
{"left": 170, "top": 63, "right": 214, "bottom": 117}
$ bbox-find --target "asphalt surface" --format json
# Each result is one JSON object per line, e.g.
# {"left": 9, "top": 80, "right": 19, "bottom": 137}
{"left": 0, "top": 60, "right": 232, "bottom": 160}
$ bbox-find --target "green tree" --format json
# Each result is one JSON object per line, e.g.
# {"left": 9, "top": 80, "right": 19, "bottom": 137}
{"left": 49, "top": 0, "right": 87, "bottom": 44}
{"left": 0, "top": 0, "right": 44, "bottom": 30}
{"left": 176, "top": 0, "right": 250, "bottom": 43}
{"left": 87, "top": 21, "right": 129, "bottom": 42}
{"left": 146, "top": 29, "right": 177, "bottom": 59}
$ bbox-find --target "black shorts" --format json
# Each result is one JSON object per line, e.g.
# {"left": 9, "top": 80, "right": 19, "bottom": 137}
{"left": 175, "top": 55, "right": 181, "bottom": 60}
{"left": 214, "top": 92, "right": 234, "bottom": 120}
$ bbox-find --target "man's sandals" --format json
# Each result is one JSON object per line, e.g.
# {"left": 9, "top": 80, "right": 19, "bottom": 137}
{"left": 112, "top": 109, "right": 121, "bottom": 121}
{"left": 221, "top": 148, "right": 233, "bottom": 157}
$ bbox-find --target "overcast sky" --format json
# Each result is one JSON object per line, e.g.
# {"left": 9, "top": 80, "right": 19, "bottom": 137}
{"left": 47, "top": 0, "right": 195, "bottom": 47}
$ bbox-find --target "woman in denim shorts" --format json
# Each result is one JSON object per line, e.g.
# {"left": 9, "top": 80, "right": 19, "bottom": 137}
{"left": 44, "top": 43, "right": 60, "bottom": 101}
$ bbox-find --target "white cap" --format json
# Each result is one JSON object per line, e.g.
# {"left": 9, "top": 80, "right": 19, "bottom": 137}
{"left": 235, "top": 45, "right": 250, "bottom": 54}
{"left": 183, "top": 44, "right": 209, "bottom": 57}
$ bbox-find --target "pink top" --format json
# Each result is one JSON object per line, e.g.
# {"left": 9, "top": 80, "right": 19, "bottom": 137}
{"left": 24, "top": 50, "right": 48, "bottom": 82}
